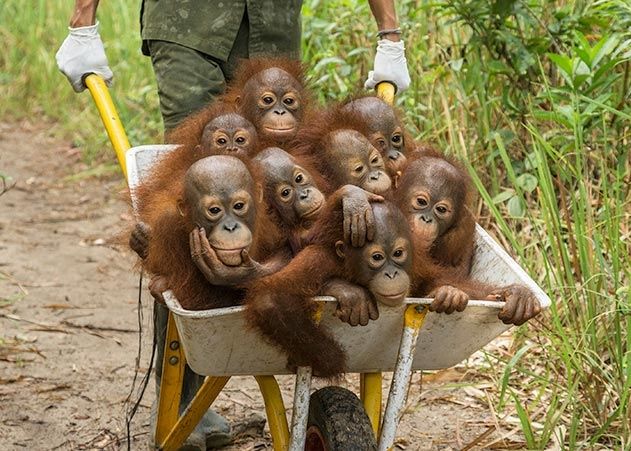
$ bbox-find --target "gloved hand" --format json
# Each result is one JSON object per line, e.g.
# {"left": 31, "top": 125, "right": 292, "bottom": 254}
{"left": 364, "top": 38, "right": 411, "bottom": 93}
{"left": 55, "top": 21, "right": 113, "bottom": 92}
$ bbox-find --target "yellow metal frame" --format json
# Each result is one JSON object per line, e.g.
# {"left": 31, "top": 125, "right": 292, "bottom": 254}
{"left": 155, "top": 312, "right": 185, "bottom": 445}
{"left": 86, "top": 74, "right": 413, "bottom": 449}
{"left": 84, "top": 74, "right": 131, "bottom": 178}
{"left": 161, "top": 375, "right": 230, "bottom": 450}
{"left": 256, "top": 376, "right": 291, "bottom": 449}
{"left": 405, "top": 304, "right": 428, "bottom": 330}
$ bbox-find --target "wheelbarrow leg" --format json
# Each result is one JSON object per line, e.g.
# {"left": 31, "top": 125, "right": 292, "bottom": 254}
{"left": 155, "top": 311, "right": 185, "bottom": 446}
{"left": 255, "top": 376, "right": 291, "bottom": 451}
{"left": 160, "top": 375, "right": 230, "bottom": 451}
{"left": 288, "top": 366, "right": 313, "bottom": 451}
{"left": 289, "top": 366, "right": 311, "bottom": 451}
{"left": 378, "top": 305, "right": 427, "bottom": 451}
{"left": 154, "top": 312, "right": 232, "bottom": 450}
{"left": 360, "top": 372, "right": 383, "bottom": 437}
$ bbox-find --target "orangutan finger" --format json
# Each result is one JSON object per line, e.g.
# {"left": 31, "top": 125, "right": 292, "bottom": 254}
{"left": 351, "top": 214, "right": 360, "bottom": 247}
{"left": 189, "top": 228, "right": 202, "bottom": 258}
{"left": 498, "top": 292, "right": 518, "bottom": 323}
{"left": 349, "top": 304, "right": 361, "bottom": 327}
{"left": 532, "top": 298, "right": 542, "bottom": 316}
{"left": 241, "top": 249, "right": 253, "bottom": 266}
{"left": 368, "top": 298, "right": 379, "bottom": 320}
{"left": 367, "top": 192, "right": 384, "bottom": 203}
{"left": 444, "top": 294, "right": 457, "bottom": 314}
{"left": 356, "top": 213, "right": 367, "bottom": 247}
{"left": 358, "top": 301, "right": 369, "bottom": 326}
{"left": 335, "top": 307, "right": 350, "bottom": 324}
{"left": 513, "top": 296, "right": 527, "bottom": 325}
{"left": 365, "top": 207, "right": 375, "bottom": 242}
{"left": 430, "top": 290, "right": 446, "bottom": 313}
{"left": 456, "top": 292, "right": 468, "bottom": 312}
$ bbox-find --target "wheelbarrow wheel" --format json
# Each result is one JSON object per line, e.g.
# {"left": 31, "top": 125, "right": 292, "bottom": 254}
{"left": 305, "top": 386, "right": 377, "bottom": 451}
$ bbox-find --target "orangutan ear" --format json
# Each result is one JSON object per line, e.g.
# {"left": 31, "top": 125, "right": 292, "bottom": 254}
{"left": 393, "top": 171, "right": 402, "bottom": 189}
{"left": 176, "top": 199, "right": 187, "bottom": 217}
{"left": 335, "top": 240, "right": 346, "bottom": 259}
{"left": 256, "top": 183, "right": 264, "bottom": 204}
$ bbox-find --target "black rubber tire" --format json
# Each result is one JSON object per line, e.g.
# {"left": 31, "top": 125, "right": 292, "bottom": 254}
{"left": 305, "top": 386, "right": 377, "bottom": 451}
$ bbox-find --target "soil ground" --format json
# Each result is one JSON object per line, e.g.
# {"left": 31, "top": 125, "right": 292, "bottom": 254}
{"left": 0, "top": 122, "right": 519, "bottom": 450}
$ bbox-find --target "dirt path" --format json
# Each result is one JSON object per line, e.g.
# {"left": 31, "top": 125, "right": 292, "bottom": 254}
{"left": 0, "top": 123, "right": 508, "bottom": 450}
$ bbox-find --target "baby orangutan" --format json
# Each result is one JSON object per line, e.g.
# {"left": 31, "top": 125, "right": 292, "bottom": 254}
{"left": 222, "top": 58, "right": 310, "bottom": 144}
{"left": 245, "top": 201, "right": 412, "bottom": 376}
{"left": 252, "top": 147, "right": 326, "bottom": 255}
{"left": 199, "top": 113, "right": 258, "bottom": 158}
{"left": 397, "top": 153, "right": 539, "bottom": 324}
{"left": 396, "top": 154, "right": 476, "bottom": 276}
{"left": 292, "top": 107, "right": 392, "bottom": 195}
{"left": 141, "top": 156, "right": 282, "bottom": 310}
{"left": 343, "top": 96, "right": 411, "bottom": 177}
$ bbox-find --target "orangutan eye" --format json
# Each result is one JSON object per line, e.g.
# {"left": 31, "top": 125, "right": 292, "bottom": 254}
{"left": 392, "top": 135, "right": 401, "bottom": 143}
{"left": 281, "top": 188, "right": 291, "bottom": 198}
{"left": 436, "top": 205, "right": 448, "bottom": 214}
{"left": 217, "top": 138, "right": 227, "bottom": 145}
{"left": 372, "top": 252, "right": 384, "bottom": 261}
{"left": 234, "top": 202, "right": 245, "bottom": 210}
{"left": 371, "top": 156, "right": 379, "bottom": 164}
{"left": 284, "top": 97, "right": 294, "bottom": 105}
{"left": 235, "top": 136, "right": 246, "bottom": 144}
{"left": 263, "top": 96, "right": 274, "bottom": 104}
{"left": 393, "top": 249, "right": 403, "bottom": 258}
{"left": 417, "top": 198, "right": 428, "bottom": 207}
{"left": 209, "top": 207, "right": 221, "bottom": 215}
{"left": 295, "top": 174, "right": 304, "bottom": 183}
{"left": 354, "top": 165, "right": 364, "bottom": 174}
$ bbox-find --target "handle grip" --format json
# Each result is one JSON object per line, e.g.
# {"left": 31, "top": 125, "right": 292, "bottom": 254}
{"left": 376, "top": 81, "right": 396, "bottom": 106}
{"left": 84, "top": 74, "right": 131, "bottom": 179}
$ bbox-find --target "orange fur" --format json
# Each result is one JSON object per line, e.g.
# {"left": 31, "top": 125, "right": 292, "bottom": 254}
{"left": 289, "top": 105, "right": 375, "bottom": 194}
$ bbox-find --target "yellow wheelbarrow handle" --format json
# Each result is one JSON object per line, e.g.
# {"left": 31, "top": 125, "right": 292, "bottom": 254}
{"left": 376, "top": 81, "right": 396, "bottom": 106}
{"left": 84, "top": 74, "right": 131, "bottom": 179}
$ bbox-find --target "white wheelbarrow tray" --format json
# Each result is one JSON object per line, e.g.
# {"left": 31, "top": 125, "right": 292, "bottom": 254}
{"left": 127, "top": 144, "right": 551, "bottom": 377}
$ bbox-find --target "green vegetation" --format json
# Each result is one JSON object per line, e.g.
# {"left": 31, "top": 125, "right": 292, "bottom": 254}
{"left": 1, "top": 0, "right": 629, "bottom": 447}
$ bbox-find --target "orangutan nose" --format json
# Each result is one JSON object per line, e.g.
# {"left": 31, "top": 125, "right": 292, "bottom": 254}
{"left": 223, "top": 222, "right": 239, "bottom": 232}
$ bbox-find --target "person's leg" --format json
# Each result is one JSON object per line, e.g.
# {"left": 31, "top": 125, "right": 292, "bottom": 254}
{"left": 221, "top": 8, "right": 250, "bottom": 82}
{"left": 147, "top": 40, "right": 227, "bottom": 133}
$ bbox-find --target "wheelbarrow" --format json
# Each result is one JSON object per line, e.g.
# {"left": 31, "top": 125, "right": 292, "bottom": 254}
{"left": 85, "top": 74, "right": 550, "bottom": 450}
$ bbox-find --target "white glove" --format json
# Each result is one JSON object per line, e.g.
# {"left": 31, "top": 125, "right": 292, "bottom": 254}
{"left": 55, "top": 21, "right": 113, "bottom": 93}
{"left": 364, "top": 39, "right": 411, "bottom": 93}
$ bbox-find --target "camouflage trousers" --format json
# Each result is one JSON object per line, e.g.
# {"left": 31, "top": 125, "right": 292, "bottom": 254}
{"left": 146, "top": 10, "right": 250, "bottom": 133}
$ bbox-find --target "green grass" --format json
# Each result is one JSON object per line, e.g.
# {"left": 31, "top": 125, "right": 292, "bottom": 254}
{"left": 0, "top": 1, "right": 162, "bottom": 161}
{"left": 1, "top": 0, "right": 629, "bottom": 448}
